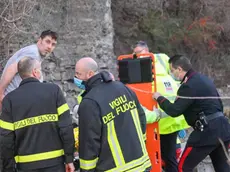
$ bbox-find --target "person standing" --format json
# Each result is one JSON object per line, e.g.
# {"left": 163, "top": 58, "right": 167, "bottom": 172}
{"left": 0, "top": 30, "right": 58, "bottom": 109}
{"left": 75, "top": 57, "right": 151, "bottom": 171}
{"left": 133, "top": 41, "right": 189, "bottom": 172}
{"left": 153, "top": 55, "right": 230, "bottom": 172}
{"left": 0, "top": 57, "right": 75, "bottom": 172}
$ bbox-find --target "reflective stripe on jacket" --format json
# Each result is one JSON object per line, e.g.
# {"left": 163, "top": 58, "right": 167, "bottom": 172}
{"left": 0, "top": 78, "right": 74, "bottom": 170}
{"left": 142, "top": 53, "right": 189, "bottom": 134}
{"left": 78, "top": 73, "right": 151, "bottom": 171}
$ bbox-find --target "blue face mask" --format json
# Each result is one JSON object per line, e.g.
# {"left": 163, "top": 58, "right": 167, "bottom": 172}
{"left": 74, "top": 77, "right": 86, "bottom": 90}
{"left": 170, "top": 72, "right": 180, "bottom": 81}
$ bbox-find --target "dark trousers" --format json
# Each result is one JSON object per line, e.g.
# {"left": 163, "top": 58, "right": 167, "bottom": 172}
{"left": 160, "top": 132, "right": 178, "bottom": 172}
{"left": 179, "top": 141, "right": 230, "bottom": 172}
{"left": 18, "top": 164, "right": 65, "bottom": 172}
{"left": 145, "top": 167, "right": 152, "bottom": 172}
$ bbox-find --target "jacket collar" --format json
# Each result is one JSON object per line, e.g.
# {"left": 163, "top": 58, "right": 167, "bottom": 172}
{"left": 85, "top": 73, "right": 104, "bottom": 92}
{"left": 181, "top": 69, "right": 196, "bottom": 84}
{"left": 19, "top": 77, "right": 40, "bottom": 86}
{"left": 81, "top": 71, "right": 113, "bottom": 97}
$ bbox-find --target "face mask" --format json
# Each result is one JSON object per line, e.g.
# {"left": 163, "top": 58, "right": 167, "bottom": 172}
{"left": 36, "top": 68, "right": 44, "bottom": 82}
{"left": 74, "top": 77, "right": 86, "bottom": 90}
{"left": 170, "top": 72, "right": 180, "bottom": 81}
{"left": 39, "top": 73, "right": 44, "bottom": 82}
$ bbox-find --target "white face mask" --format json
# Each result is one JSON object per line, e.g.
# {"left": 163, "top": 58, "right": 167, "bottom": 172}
{"left": 36, "top": 68, "right": 44, "bottom": 82}
{"left": 39, "top": 72, "right": 44, "bottom": 82}
{"left": 170, "top": 71, "right": 180, "bottom": 81}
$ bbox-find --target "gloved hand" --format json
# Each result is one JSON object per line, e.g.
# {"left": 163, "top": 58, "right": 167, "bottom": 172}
{"left": 178, "top": 130, "right": 186, "bottom": 139}
{"left": 153, "top": 106, "right": 162, "bottom": 121}
{"left": 72, "top": 104, "right": 79, "bottom": 125}
{"left": 142, "top": 106, "right": 162, "bottom": 123}
{"left": 152, "top": 106, "right": 169, "bottom": 119}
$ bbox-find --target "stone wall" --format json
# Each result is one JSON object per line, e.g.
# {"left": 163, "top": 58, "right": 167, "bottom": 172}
{"left": 0, "top": 0, "right": 230, "bottom": 171}
{"left": 0, "top": 0, "right": 115, "bottom": 109}
{"left": 1, "top": 0, "right": 230, "bottom": 109}
{"left": 44, "top": 0, "right": 115, "bottom": 108}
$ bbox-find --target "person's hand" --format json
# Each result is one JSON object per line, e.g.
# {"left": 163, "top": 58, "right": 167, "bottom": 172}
{"left": 152, "top": 106, "right": 162, "bottom": 121}
{"left": 152, "top": 92, "right": 162, "bottom": 100}
{"left": 72, "top": 104, "right": 79, "bottom": 125}
{"left": 65, "top": 163, "right": 75, "bottom": 172}
{"left": 72, "top": 105, "right": 79, "bottom": 115}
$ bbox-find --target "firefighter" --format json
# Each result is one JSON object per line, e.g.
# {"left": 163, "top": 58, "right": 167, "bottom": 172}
{"left": 153, "top": 55, "right": 230, "bottom": 172}
{"left": 75, "top": 57, "right": 151, "bottom": 171}
{"left": 133, "top": 41, "right": 189, "bottom": 172}
{"left": 70, "top": 70, "right": 115, "bottom": 171}
{"left": 0, "top": 30, "right": 58, "bottom": 110}
{"left": 0, "top": 57, "right": 75, "bottom": 172}
{"left": 74, "top": 70, "right": 115, "bottom": 105}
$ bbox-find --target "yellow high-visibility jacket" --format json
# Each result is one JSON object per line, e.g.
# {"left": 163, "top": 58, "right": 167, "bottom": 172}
{"left": 146, "top": 53, "right": 189, "bottom": 134}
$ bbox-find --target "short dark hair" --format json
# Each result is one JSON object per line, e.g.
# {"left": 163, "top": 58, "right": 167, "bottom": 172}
{"left": 40, "top": 30, "right": 58, "bottom": 40}
{"left": 18, "top": 57, "right": 40, "bottom": 79}
{"left": 169, "top": 55, "right": 192, "bottom": 72}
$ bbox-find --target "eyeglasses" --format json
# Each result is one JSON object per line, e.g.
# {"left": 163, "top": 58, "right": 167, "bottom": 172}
{"left": 136, "top": 41, "right": 147, "bottom": 46}
{"left": 131, "top": 40, "right": 148, "bottom": 50}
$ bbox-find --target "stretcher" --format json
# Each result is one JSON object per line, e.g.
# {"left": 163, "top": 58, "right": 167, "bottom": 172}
{"left": 117, "top": 53, "right": 161, "bottom": 172}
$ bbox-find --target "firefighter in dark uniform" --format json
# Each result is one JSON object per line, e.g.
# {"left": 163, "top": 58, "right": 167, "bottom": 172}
{"left": 153, "top": 55, "right": 230, "bottom": 172}
{"left": 0, "top": 57, "right": 75, "bottom": 172}
{"left": 74, "top": 57, "right": 151, "bottom": 172}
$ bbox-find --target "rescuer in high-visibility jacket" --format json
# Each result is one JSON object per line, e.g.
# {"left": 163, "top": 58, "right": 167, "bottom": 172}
{"left": 133, "top": 41, "right": 189, "bottom": 172}
{"left": 74, "top": 57, "right": 151, "bottom": 172}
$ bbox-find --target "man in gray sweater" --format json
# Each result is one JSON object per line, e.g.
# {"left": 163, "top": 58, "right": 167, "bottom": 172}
{"left": 0, "top": 30, "right": 58, "bottom": 110}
